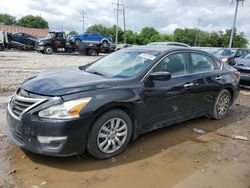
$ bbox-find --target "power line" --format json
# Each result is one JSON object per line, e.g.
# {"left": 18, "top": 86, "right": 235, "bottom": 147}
{"left": 194, "top": 18, "right": 201, "bottom": 46}
{"left": 113, "top": 0, "right": 123, "bottom": 45}
{"left": 229, "top": 0, "right": 244, "bottom": 48}
{"left": 81, "top": 10, "right": 87, "bottom": 33}
{"left": 123, "top": 8, "right": 126, "bottom": 44}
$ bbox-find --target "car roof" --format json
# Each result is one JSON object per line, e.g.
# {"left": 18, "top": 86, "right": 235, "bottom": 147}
{"left": 123, "top": 45, "right": 208, "bottom": 54}
{"left": 148, "top": 42, "right": 190, "bottom": 47}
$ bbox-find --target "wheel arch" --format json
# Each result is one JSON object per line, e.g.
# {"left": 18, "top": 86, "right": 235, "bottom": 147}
{"left": 101, "top": 38, "right": 110, "bottom": 43}
{"left": 89, "top": 102, "right": 138, "bottom": 140}
{"left": 223, "top": 87, "right": 235, "bottom": 103}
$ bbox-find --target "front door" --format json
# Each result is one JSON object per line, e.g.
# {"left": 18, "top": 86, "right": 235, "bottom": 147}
{"left": 138, "top": 52, "right": 194, "bottom": 132}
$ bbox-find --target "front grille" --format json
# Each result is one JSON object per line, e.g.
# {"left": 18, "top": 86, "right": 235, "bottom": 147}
{"left": 8, "top": 90, "right": 46, "bottom": 120}
{"left": 239, "top": 69, "right": 250, "bottom": 74}
{"left": 11, "top": 98, "right": 36, "bottom": 117}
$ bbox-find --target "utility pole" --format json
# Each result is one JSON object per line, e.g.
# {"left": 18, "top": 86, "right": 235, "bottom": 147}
{"left": 81, "top": 11, "right": 87, "bottom": 33}
{"left": 113, "top": 0, "right": 123, "bottom": 45}
{"left": 123, "top": 8, "right": 126, "bottom": 44}
{"left": 194, "top": 19, "right": 201, "bottom": 46}
{"left": 229, "top": 0, "right": 244, "bottom": 48}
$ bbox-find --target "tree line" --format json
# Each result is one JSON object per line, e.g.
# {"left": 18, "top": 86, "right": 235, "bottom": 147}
{"left": 0, "top": 13, "right": 48, "bottom": 29}
{"left": 1, "top": 13, "right": 248, "bottom": 47}
{"left": 85, "top": 24, "right": 248, "bottom": 48}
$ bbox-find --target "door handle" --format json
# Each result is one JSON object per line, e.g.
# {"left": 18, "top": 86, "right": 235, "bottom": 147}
{"left": 215, "top": 76, "right": 222, "bottom": 80}
{"left": 184, "top": 83, "right": 194, "bottom": 88}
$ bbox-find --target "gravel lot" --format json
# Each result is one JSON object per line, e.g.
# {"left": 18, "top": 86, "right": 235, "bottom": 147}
{"left": 0, "top": 51, "right": 101, "bottom": 92}
{"left": 0, "top": 50, "right": 250, "bottom": 188}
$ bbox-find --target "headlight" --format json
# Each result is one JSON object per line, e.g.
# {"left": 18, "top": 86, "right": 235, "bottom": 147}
{"left": 38, "top": 97, "right": 92, "bottom": 119}
{"left": 221, "top": 58, "right": 228, "bottom": 63}
{"left": 38, "top": 42, "right": 44, "bottom": 45}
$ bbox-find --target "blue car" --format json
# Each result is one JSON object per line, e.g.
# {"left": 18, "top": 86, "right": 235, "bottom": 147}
{"left": 69, "top": 31, "right": 112, "bottom": 47}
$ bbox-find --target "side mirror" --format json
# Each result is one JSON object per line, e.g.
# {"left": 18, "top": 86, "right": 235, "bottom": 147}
{"left": 148, "top": 72, "right": 171, "bottom": 81}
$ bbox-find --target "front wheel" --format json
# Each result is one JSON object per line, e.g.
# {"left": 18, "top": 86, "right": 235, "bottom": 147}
{"left": 211, "top": 89, "right": 231, "bottom": 120}
{"left": 75, "top": 39, "right": 81, "bottom": 45}
{"left": 87, "top": 109, "right": 133, "bottom": 159}
{"left": 44, "top": 46, "right": 53, "bottom": 55}
{"left": 101, "top": 40, "right": 110, "bottom": 48}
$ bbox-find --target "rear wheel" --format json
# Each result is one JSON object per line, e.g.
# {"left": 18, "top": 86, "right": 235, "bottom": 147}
{"left": 87, "top": 109, "right": 132, "bottom": 159}
{"left": 88, "top": 49, "right": 97, "bottom": 56}
{"left": 211, "top": 89, "right": 231, "bottom": 120}
{"left": 44, "top": 46, "right": 53, "bottom": 55}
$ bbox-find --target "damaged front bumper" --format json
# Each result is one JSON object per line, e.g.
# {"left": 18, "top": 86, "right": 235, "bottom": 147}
{"left": 6, "top": 107, "right": 94, "bottom": 157}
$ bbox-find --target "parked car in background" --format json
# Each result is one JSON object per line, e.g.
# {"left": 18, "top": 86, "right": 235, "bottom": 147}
{"left": 6, "top": 46, "right": 240, "bottom": 159}
{"left": 148, "top": 42, "right": 190, "bottom": 47}
{"left": 115, "top": 43, "right": 132, "bottom": 50}
{"left": 192, "top": 47, "right": 221, "bottom": 55}
{"left": 233, "top": 54, "right": 250, "bottom": 88}
{"left": 68, "top": 31, "right": 112, "bottom": 47}
{"left": 214, "top": 48, "right": 250, "bottom": 65}
{"left": 10, "top": 32, "right": 37, "bottom": 46}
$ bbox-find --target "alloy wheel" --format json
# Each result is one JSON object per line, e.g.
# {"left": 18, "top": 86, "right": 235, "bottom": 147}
{"left": 97, "top": 118, "right": 128, "bottom": 154}
{"left": 217, "top": 94, "right": 230, "bottom": 116}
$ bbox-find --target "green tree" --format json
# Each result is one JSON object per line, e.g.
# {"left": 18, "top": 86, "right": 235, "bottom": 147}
{"left": 17, "top": 15, "right": 48, "bottom": 29}
{"left": 221, "top": 29, "right": 248, "bottom": 48}
{"left": 0, "top": 13, "right": 16, "bottom": 25}
{"left": 138, "top": 27, "right": 160, "bottom": 45}
{"left": 67, "top": 31, "right": 78, "bottom": 37}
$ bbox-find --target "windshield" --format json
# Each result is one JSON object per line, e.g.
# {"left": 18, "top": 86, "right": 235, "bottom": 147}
{"left": 214, "top": 49, "right": 237, "bottom": 57}
{"left": 85, "top": 50, "right": 160, "bottom": 78}
{"left": 46, "top": 33, "right": 56, "bottom": 39}
{"left": 244, "top": 54, "right": 250, "bottom": 59}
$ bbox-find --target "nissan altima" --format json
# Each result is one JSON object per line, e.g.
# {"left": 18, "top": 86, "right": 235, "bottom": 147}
{"left": 6, "top": 46, "right": 240, "bottom": 159}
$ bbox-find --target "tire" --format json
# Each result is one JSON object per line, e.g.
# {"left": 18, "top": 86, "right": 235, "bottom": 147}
{"left": 101, "top": 40, "right": 110, "bottom": 48}
{"left": 0, "top": 44, "right": 4, "bottom": 51}
{"left": 211, "top": 89, "right": 231, "bottom": 120}
{"left": 88, "top": 49, "right": 97, "bottom": 56}
{"left": 44, "top": 46, "right": 53, "bottom": 55}
{"left": 87, "top": 109, "right": 133, "bottom": 159}
{"left": 75, "top": 39, "right": 81, "bottom": 45}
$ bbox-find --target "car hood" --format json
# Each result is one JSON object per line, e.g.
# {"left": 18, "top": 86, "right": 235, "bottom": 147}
{"left": 38, "top": 39, "right": 51, "bottom": 43}
{"left": 234, "top": 60, "right": 250, "bottom": 71}
{"left": 22, "top": 67, "right": 120, "bottom": 96}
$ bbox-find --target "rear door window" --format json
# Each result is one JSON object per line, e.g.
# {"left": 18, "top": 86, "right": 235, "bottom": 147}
{"left": 191, "top": 53, "right": 215, "bottom": 73}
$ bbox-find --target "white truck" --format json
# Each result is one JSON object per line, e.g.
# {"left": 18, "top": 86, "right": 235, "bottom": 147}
{"left": 0, "top": 31, "right": 9, "bottom": 51}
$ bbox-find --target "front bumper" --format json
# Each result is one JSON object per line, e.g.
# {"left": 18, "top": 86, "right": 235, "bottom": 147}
{"left": 35, "top": 45, "right": 44, "bottom": 51}
{"left": 6, "top": 107, "right": 95, "bottom": 157}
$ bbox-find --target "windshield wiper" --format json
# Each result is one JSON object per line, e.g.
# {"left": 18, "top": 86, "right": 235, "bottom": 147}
{"left": 85, "top": 69, "right": 104, "bottom": 76}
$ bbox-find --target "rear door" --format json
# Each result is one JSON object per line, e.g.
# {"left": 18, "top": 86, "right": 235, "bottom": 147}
{"left": 140, "top": 52, "right": 195, "bottom": 131}
{"left": 188, "top": 52, "right": 223, "bottom": 115}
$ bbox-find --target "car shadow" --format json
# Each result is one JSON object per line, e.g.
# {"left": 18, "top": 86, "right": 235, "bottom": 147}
{"left": 26, "top": 103, "right": 250, "bottom": 172}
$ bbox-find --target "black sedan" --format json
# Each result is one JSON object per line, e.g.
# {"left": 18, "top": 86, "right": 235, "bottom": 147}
{"left": 214, "top": 48, "right": 249, "bottom": 65}
{"left": 233, "top": 54, "right": 250, "bottom": 88}
{"left": 6, "top": 46, "right": 240, "bottom": 159}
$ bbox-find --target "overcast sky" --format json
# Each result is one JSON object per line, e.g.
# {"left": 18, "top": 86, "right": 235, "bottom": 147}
{"left": 1, "top": 0, "right": 250, "bottom": 40}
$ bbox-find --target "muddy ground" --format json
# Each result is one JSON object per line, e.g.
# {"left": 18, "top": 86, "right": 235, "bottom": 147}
{"left": 0, "top": 51, "right": 250, "bottom": 188}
